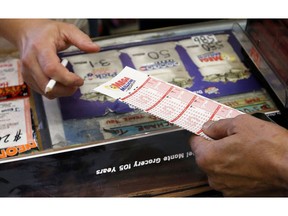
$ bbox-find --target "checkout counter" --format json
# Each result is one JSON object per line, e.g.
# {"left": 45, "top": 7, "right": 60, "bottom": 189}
{"left": 0, "top": 19, "right": 287, "bottom": 197}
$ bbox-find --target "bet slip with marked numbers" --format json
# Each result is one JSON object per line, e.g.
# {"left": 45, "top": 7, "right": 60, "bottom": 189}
{"left": 94, "top": 66, "right": 244, "bottom": 139}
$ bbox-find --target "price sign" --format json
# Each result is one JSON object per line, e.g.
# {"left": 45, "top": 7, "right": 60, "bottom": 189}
{"left": 191, "top": 34, "right": 218, "bottom": 45}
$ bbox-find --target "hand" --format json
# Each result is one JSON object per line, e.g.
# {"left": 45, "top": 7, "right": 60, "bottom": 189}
{"left": 190, "top": 114, "right": 288, "bottom": 196}
{"left": 0, "top": 19, "right": 100, "bottom": 99}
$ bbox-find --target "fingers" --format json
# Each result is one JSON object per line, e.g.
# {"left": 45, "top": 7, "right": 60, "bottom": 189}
{"left": 189, "top": 116, "right": 245, "bottom": 173}
{"left": 190, "top": 115, "right": 246, "bottom": 155}
{"left": 201, "top": 116, "right": 242, "bottom": 140}
{"left": 37, "top": 23, "right": 100, "bottom": 96}
{"left": 189, "top": 117, "right": 237, "bottom": 157}
{"left": 45, "top": 85, "right": 79, "bottom": 99}
{"left": 17, "top": 19, "right": 101, "bottom": 99}
{"left": 189, "top": 135, "right": 209, "bottom": 155}
{"left": 21, "top": 54, "right": 49, "bottom": 94}
{"left": 63, "top": 23, "right": 101, "bottom": 53}
{"left": 21, "top": 50, "right": 80, "bottom": 98}
{"left": 189, "top": 134, "right": 215, "bottom": 170}
{"left": 37, "top": 49, "right": 84, "bottom": 87}
{"left": 21, "top": 57, "right": 80, "bottom": 99}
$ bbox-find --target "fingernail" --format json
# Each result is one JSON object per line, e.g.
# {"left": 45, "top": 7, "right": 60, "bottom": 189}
{"left": 202, "top": 121, "right": 215, "bottom": 130}
{"left": 86, "top": 41, "right": 100, "bottom": 49}
{"left": 74, "top": 78, "right": 84, "bottom": 86}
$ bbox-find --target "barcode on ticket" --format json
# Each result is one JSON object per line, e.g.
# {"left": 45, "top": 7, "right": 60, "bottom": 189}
{"left": 94, "top": 66, "right": 244, "bottom": 139}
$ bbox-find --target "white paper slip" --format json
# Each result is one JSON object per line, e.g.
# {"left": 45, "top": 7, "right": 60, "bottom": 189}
{"left": 0, "top": 98, "right": 34, "bottom": 149}
{"left": 0, "top": 58, "right": 23, "bottom": 88}
{"left": 94, "top": 66, "right": 244, "bottom": 139}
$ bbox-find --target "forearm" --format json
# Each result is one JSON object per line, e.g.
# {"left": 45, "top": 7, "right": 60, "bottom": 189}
{"left": 0, "top": 19, "right": 51, "bottom": 48}
{"left": 0, "top": 19, "right": 29, "bottom": 45}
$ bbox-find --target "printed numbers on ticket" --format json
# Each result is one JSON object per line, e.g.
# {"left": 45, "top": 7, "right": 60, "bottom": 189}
{"left": 94, "top": 66, "right": 244, "bottom": 139}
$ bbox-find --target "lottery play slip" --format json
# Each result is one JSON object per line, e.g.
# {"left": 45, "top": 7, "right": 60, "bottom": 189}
{"left": 94, "top": 66, "right": 244, "bottom": 139}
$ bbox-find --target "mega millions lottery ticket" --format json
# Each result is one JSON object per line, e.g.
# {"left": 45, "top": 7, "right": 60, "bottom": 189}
{"left": 94, "top": 66, "right": 244, "bottom": 139}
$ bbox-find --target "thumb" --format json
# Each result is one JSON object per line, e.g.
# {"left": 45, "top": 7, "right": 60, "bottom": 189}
{"left": 202, "top": 118, "right": 234, "bottom": 140}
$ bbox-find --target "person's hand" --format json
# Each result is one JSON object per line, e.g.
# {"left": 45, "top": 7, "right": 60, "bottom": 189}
{"left": 0, "top": 19, "right": 100, "bottom": 99}
{"left": 190, "top": 114, "right": 288, "bottom": 196}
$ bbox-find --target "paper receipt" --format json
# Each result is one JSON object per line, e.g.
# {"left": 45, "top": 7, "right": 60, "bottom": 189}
{"left": 94, "top": 66, "right": 244, "bottom": 138}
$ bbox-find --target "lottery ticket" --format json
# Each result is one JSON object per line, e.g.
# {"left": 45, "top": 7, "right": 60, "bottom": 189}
{"left": 94, "top": 66, "right": 244, "bottom": 139}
